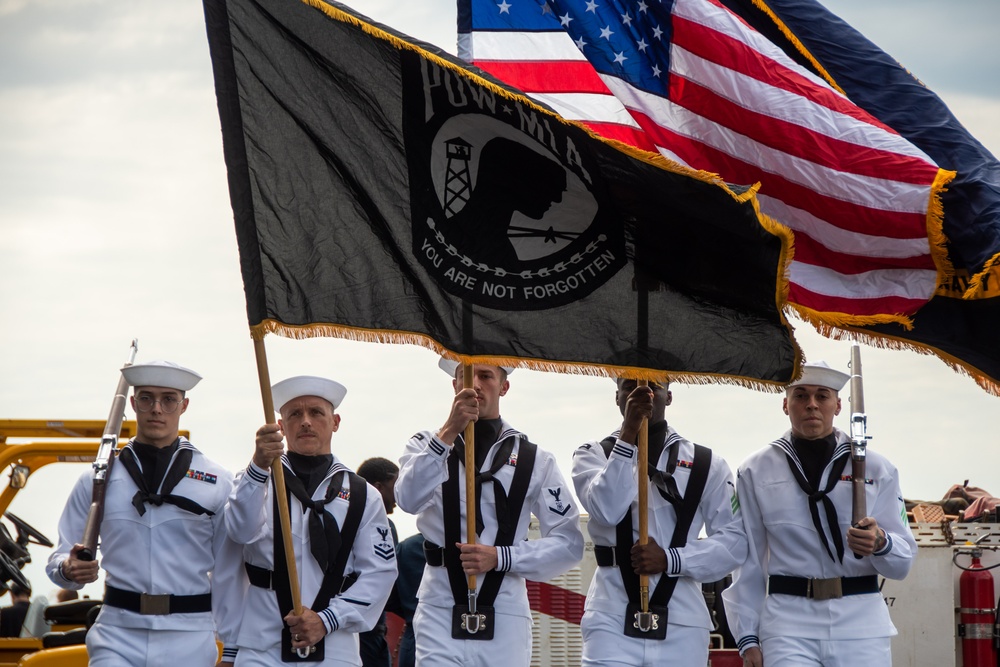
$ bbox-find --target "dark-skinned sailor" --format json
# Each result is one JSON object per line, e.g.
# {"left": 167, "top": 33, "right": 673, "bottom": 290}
{"left": 573, "top": 379, "right": 745, "bottom": 666}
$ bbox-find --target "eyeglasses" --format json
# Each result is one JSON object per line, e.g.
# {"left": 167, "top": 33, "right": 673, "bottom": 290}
{"left": 134, "top": 395, "right": 183, "bottom": 414}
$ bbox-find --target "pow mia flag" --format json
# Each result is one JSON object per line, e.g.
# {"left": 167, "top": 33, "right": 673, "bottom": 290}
{"left": 403, "top": 51, "right": 625, "bottom": 310}
{"left": 204, "top": 0, "right": 800, "bottom": 385}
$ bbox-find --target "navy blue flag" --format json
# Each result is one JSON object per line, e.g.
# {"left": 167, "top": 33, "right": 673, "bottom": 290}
{"left": 720, "top": 0, "right": 1000, "bottom": 393}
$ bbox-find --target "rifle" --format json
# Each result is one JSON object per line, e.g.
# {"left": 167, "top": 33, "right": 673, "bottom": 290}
{"left": 848, "top": 344, "right": 871, "bottom": 555}
{"left": 78, "top": 339, "right": 138, "bottom": 561}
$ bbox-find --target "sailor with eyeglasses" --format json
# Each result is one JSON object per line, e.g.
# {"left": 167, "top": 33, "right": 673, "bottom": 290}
{"left": 47, "top": 360, "right": 241, "bottom": 667}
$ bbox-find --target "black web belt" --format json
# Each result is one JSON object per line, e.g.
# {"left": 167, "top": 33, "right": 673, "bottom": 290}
{"left": 423, "top": 541, "right": 446, "bottom": 567}
{"left": 104, "top": 585, "right": 211, "bottom": 615}
{"left": 245, "top": 562, "right": 358, "bottom": 593}
{"left": 593, "top": 544, "right": 618, "bottom": 567}
{"left": 768, "top": 574, "right": 879, "bottom": 600}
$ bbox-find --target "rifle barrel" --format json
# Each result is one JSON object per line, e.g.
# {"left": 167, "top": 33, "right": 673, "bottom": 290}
{"left": 79, "top": 339, "right": 138, "bottom": 561}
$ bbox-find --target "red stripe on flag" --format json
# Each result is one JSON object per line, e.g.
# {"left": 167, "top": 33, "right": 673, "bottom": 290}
{"left": 630, "top": 110, "right": 928, "bottom": 240}
{"left": 667, "top": 75, "right": 940, "bottom": 184}
{"left": 788, "top": 282, "right": 928, "bottom": 316}
{"left": 475, "top": 60, "right": 610, "bottom": 95}
{"left": 526, "top": 580, "right": 585, "bottom": 625}
{"left": 672, "top": 13, "right": 898, "bottom": 136}
{"left": 793, "top": 233, "right": 936, "bottom": 275}
{"left": 579, "top": 120, "right": 662, "bottom": 153}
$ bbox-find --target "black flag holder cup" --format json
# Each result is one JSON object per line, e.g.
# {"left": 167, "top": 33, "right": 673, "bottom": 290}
{"left": 625, "top": 602, "right": 667, "bottom": 639}
{"left": 452, "top": 362, "right": 495, "bottom": 640}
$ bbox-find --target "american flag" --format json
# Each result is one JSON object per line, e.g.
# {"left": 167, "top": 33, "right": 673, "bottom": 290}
{"left": 458, "top": 0, "right": 953, "bottom": 322}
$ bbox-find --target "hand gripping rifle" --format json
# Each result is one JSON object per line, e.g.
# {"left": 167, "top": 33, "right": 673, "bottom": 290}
{"left": 848, "top": 344, "right": 872, "bottom": 557}
{"left": 78, "top": 339, "right": 138, "bottom": 561}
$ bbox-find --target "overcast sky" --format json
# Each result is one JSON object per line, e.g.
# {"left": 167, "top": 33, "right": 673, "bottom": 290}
{"left": 1, "top": 0, "right": 997, "bottom": 600}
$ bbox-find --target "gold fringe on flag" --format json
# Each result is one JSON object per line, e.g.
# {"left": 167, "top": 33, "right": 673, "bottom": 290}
{"left": 250, "top": 319, "right": 792, "bottom": 393}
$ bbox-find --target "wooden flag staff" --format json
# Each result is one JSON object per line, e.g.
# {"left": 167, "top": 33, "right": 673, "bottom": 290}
{"left": 253, "top": 337, "right": 303, "bottom": 615}
{"left": 635, "top": 379, "right": 653, "bottom": 630}
{"left": 462, "top": 363, "right": 484, "bottom": 633}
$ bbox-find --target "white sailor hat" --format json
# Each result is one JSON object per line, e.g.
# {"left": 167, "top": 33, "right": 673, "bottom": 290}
{"left": 438, "top": 357, "right": 515, "bottom": 378}
{"left": 787, "top": 360, "right": 850, "bottom": 391}
{"left": 271, "top": 375, "right": 347, "bottom": 412}
{"left": 122, "top": 361, "right": 202, "bottom": 392}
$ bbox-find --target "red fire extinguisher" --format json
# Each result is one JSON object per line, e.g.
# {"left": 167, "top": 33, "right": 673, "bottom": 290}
{"left": 955, "top": 545, "right": 999, "bottom": 667}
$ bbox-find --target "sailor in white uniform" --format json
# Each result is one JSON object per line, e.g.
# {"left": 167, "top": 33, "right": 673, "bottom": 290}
{"left": 573, "top": 379, "right": 746, "bottom": 667}
{"left": 47, "top": 360, "right": 239, "bottom": 667}
{"left": 395, "top": 359, "right": 583, "bottom": 667}
{"left": 224, "top": 376, "right": 396, "bottom": 666}
{"left": 723, "top": 361, "right": 917, "bottom": 667}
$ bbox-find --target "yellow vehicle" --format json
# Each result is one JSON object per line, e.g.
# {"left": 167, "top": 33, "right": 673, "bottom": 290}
{"left": 0, "top": 419, "right": 189, "bottom": 667}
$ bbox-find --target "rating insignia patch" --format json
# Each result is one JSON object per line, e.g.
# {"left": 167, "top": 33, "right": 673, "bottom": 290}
{"left": 373, "top": 525, "right": 396, "bottom": 561}
{"left": 545, "top": 486, "right": 571, "bottom": 516}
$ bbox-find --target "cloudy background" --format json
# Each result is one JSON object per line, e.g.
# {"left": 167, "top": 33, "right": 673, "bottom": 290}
{"left": 1, "top": 0, "right": 997, "bottom": 600}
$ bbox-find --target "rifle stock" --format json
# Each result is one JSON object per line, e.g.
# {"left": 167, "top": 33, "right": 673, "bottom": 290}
{"left": 78, "top": 339, "right": 138, "bottom": 561}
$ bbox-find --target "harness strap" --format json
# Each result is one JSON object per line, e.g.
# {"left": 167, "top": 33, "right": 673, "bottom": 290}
{"left": 272, "top": 468, "right": 367, "bottom": 618}
{"left": 601, "top": 435, "right": 711, "bottom": 607}
{"left": 443, "top": 437, "right": 538, "bottom": 607}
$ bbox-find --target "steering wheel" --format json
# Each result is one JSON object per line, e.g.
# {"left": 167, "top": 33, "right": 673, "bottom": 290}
{"left": 3, "top": 511, "right": 54, "bottom": 548}
{"left": 0, "top": 550, "right": 29, "bottom": 591}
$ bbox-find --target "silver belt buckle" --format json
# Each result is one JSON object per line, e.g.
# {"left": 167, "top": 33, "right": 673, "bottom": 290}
{"left": 808, "top": 578, "right": 843, "bottom": 600}
{"left": 139, "top": 593, "right": 171, "bottom": 615}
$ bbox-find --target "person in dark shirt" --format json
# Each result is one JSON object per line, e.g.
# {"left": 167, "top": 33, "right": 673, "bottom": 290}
{"left": 0, "top": 582, "right": 31, "bottom": 637}
{"left": 389, "top": 533, "right": 426, "bottom": 667}
{"left": 356, "top": 457, "right": 400, "bottom": 667}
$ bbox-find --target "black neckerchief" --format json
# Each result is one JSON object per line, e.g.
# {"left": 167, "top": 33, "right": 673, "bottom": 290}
{"left": 283, "top": 456, "right": 341, "bottom": 571}
{"left": 785, "top": 433, "right": 848, "bottom": 563}
{"left": 118, "top": 439, "right": 214, "bottom": 517}
{"left": 646, "top": 422, "right": 683, "bottom": 505}
{"left": 131, "top": 440, "right": 178, "bottom": 490}
{"left": 792, "top": 434, "right": 835, "bottom": 491}
{"left": 287, "top": 451, "right": 334, "bottom": 496}
{"left": 474, "top": 419, "right": 501, "bottom": 470}
{"left": 452, "top": 418, "right": 506, "bottom": 536}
